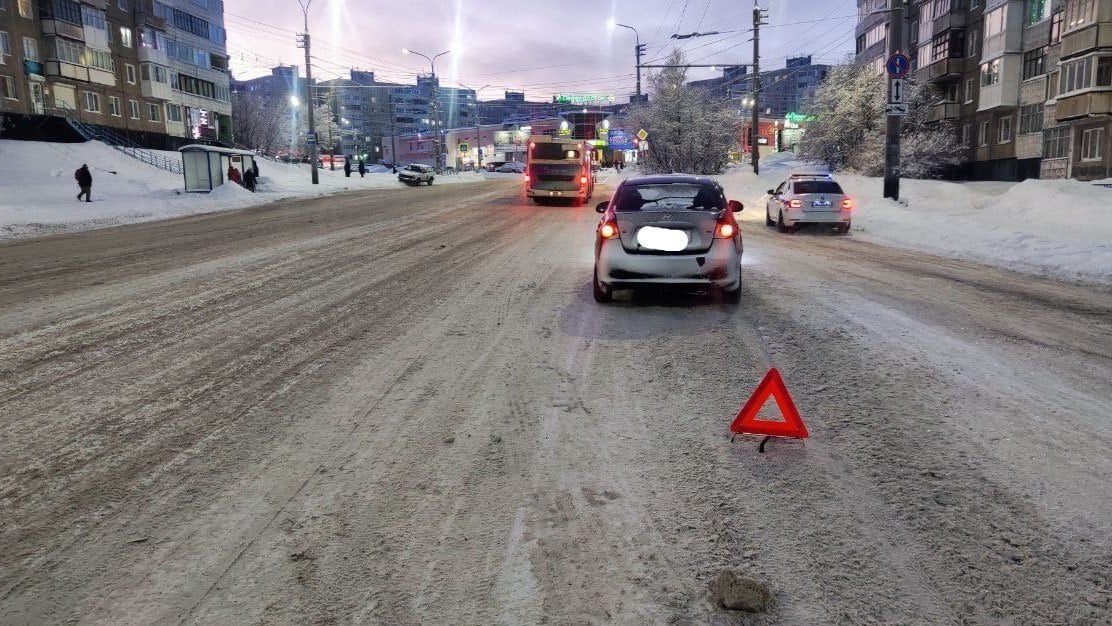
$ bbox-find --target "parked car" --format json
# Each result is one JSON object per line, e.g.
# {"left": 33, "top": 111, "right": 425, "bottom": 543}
{"left": 496, "top": 161, "right": 526, "bottom": 173}
{"left": 398, "top": 164, "right": 435, "bottom": 186}
{"left": 592, "top": 175, "right": 744, "bottom": 303}
{"left": 765, "top": 173, "right": 852, "bottom": 234}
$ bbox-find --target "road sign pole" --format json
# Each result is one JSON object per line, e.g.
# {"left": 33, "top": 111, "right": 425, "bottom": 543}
{"left": 884, "top": 0, "right": 906, "bottom": 201}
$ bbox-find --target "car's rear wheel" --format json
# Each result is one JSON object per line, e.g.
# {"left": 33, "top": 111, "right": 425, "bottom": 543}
{"left": 722, "top": 282, "right": 741, "bottom": 304}
{"left": 766, "top": 208, "right": 775, "bottom": 226}
{"left": 427, "top": 178, "right": 434, "bottom": 186}
{"left": 777, "top": 210, "right": 793, "bottom": 233}
{"left": 592, "top": 270, "right": 612, "bottom": 303}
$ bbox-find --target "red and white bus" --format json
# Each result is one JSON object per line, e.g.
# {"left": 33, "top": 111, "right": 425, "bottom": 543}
{"left": 525, "top": 136, "right": 595, "bottom": 205}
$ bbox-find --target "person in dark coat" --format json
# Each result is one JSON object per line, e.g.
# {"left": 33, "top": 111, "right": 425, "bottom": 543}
{"left": 75, "top": 164, "right": 93, "bottom": 202}
{"left": 343, "top": 157, "right": 352, "bottom": 178}
{"left": 358, "top": 159, "right": 366, "bottom": 178}
{"left": 243, "top": 167, "right": 257, "bottom": 192}
{"left": 251, "top": 159, "right": 259, "bottom": 179}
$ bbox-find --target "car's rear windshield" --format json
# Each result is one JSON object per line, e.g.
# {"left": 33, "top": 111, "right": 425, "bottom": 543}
{"left": 614, "top": 183, "right": 724, "bottom": 212}
{"left": 793, "top": 180, "right": 843, "bottom": 194}
{"left": 532, "top": 143, "right": 580, "bottom": 160}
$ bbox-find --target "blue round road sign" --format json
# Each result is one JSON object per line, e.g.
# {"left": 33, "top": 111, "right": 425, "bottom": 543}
{"left": 886, "top": 53, "right": 910, "bottom": 78}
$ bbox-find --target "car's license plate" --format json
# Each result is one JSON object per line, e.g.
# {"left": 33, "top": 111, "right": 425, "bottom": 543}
{"left": 637, "top": 226, "right": 689, "bottom": 252}
{"left": 811, "top": 200, "right": 832, "bottom": 207}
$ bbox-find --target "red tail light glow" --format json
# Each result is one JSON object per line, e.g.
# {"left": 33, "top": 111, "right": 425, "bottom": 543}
{"left": 580, "top": 175, "right": 589, "bottom": 185}
{"left": 788, "top": 199, "right": 802, "bottom": 208}
{"left": 841, "top": 198, "right": 853, "bottom": 209}
{"left": 717, "top": 223, "right": 736, "bottom": 238}
{"left": 524, "top": 174, "right": 530, "bottom": 183}
{"left": 599, "top": 221, "right": 619, "bottom": 239}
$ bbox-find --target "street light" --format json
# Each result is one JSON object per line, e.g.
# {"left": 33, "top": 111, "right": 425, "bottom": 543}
{"left": 296, "top": 0, "right": 318, "bottom": 184}
{"left": 402, "top": 47, "right": 451, "bottom": 170}
{"left": 460, "top": 82, "right": 491, "bottom": 171}
{"left": 289, "top": 95, "right": 300, "bottom": 107}
{"left": 608, "top": 20, "right": 646, "bottom": 102}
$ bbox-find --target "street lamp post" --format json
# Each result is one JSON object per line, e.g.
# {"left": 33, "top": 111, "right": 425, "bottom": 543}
{"left": 460, "top": 82, "right": 491, "bottom": 171}
{"left": 296, "top": 0, "right": 318, "bottom": 184}
{"left": 608, "top": 20, "right": 646, "bottom": 103}
{"left": 403, "top": 48, "right": 451, "bottom": 171}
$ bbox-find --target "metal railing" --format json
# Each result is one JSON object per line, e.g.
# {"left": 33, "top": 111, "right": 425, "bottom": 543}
{"left": 63, "top": 113, "right": 183, "bottom": 175}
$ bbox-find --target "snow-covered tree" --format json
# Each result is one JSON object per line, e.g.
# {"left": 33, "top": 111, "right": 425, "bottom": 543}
{"left": 799, "top": 64, "right": 964, "bottom": 178}
{"left": 231, "top": 93, "right": 290, "bottom": 154}
{"left": 629, "top": 50, "right": 740, "bottom": 175}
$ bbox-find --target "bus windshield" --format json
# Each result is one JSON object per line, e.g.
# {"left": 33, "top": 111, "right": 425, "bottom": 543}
{"left": 532, "top": 143, "right": 580, "bottom": 160}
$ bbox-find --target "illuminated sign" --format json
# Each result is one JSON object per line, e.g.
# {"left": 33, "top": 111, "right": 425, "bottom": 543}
{"left": 553, "top": 94, "right": 616, "bottom": 104}
{"left": 785, "top": 112, "right": 816, "bottom": 124}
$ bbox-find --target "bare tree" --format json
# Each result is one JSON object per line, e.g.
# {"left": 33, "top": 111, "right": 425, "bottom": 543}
{"left": 800, "top": 64, "right": 964, "bottom": 178}
{"left": 231, "top": 93, "right": 290, "bottom": 155}
{"left": 628, "top": 50, "right": 740, "bottom": 175}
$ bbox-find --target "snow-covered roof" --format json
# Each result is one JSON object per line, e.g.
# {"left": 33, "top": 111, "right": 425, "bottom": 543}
{"left": 178, "top": 144, "right": 257, "bottom": 156}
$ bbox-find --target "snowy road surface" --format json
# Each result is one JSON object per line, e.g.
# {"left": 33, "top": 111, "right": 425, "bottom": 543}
{"left": 1, "top": 181, "right": 1110, "bottom": 624}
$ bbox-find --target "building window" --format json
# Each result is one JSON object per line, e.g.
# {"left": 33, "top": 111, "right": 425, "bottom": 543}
{"left": 1043, "top": 126, "right": 1070, "bottom": 158}
{"left": 1018, "top": 104, "right": 1044, "bottom": 134}
{"left": 120, "top": 27, "right": 133, "bottom": 48}
{"left": 1059, "top": 57, "right": 1094, "bottom": 94}
{"left": 85, "top": 49, "right": 113, "bottom": 72}
{"left": 967, "top": 26, "right": 980, "bottom": 57}
{"left": 998, "top": 116, "right": 1012, "bottom": 143}
{"left": 979, "top": 120, "right": 990, "bottom": 146}
{"left": 109, "top": 95, "right": 121, "bottom": 116}
{"left": 1097, "top": 57, "right": 1112, "bottom": 86}
{"left": 18, "top": 0, "right": 33, "bottom": 18}
{"left": 984, "top": 6, "right": 1008, "bottom": 37}
{"left": 83, "top": 91, "right": 101, "bottom": 113}
{"left": 1081, "top": 128, "right": 1104, "bottom": 160}
{"left": 128, "top": 98, "right": 139, "bottom": 119}
{"left": 47, "top": 0, "right": 83, "bottom": 25}
{"left": 167, "top": 103, "right": 182, "bottom": 122}
{"left": 147, "top": 102, "right": 161, "bottom": 121}
{"left": 946, "top": 83, "right": 960, "bottom": 101}
{"left": 125, "top": 63, "right": 136, "bottom": 84}
{"left": 20, "top": 36, "right": 37, "bottom": 62}
{"left": 965, "top": 78, "right": 975, "bottom": 103}
{"left": 1064, "top": 0, "right": 1096, "bottom": 32}
{"left": 1028, "top": 0, "right": 1049, "bottom": 25}
{"left": 962, "top": 123, "right": 972, "bottom": 145}
{"left": 1, "top": 75, "right": 16, "bottom": 100}
{"left": 981, "top": 59, "right": 1001, "bottom": 86}
{"left": 55, "top": 38, "right": 84, "bottom": 65}
{"left": 118, "top": 0, "right": 127, "bottom": 8}
{"left": 1050, "top": 10, "right": 1064, "bottom": 43}
{"left": 1023, "top": 48, "right": 1046, "bottom": 79}
{"left": 80, "top": 5, "right": 107, "bottom": 30}
{"left": 0, "top": 31, "right": 9, "bottom": 62}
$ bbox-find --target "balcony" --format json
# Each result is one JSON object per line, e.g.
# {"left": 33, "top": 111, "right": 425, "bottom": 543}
{"left": 978, "top": 54, "right": 1022, "bottom": 111}
{"left": 138, "top": 46, "right": 170, "bottom": 66}
{"left": 134, "top": 0, "right": 168, "bottom": 29}
{"left": 88, "top": 67, "right": 116, "bottom": 87}
{"left": 922, "top": 57, "right": 964, "bottom": 82}
{"left": 933, "top": 12, "right": 966, "bottom": 33}
{"left": 141, "top": 79, "right": 173, "bottom": 101}
{"left": 42, "top": 19, "right": 84, "bottom": 41}
{"left": 84, "top": 0, "right": 107, "bottom": 9}
{"left": 927, "top": 102, "right": 962, "bottom": 122}
{"left": 1060, "top": 23, "right": 1111, "bottom": 59}
{"left": 1055, "top": 91, "right": 1112, "bottom": 120}
{"left": 45, "top": 60, "right": 90, "bottom": 83}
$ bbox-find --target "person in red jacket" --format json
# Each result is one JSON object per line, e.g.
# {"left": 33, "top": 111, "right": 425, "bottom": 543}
{"left": 227, "top": 164, "right": 242, "bottom": 186}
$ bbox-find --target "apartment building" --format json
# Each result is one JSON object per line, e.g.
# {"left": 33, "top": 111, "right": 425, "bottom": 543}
{"left": 0, "top": 0, "right": 230, "bottom": 148}
{"left": 855, "top": 0, "right": 1111, "bottom": 180}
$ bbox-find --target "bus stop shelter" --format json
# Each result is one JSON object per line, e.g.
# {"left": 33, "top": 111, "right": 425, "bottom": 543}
{"left": 179, "top": 144, "right": 257, "bottom": 192}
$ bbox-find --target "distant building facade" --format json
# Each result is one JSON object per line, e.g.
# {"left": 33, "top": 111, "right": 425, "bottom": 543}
{"left": 687, "top": 56, "right": 830, "bottom": 118}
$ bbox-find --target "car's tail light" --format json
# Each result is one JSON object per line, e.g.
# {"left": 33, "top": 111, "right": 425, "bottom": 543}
{"left": 841, "top": 198, "right": 853, "bottom": 210}
{"left": 599, "top": 220, "right": 619, "bottom": 239}
{"left": 715, "top": 214, "right": 739, "bottom": 239}
{"left": 788, "top": 199, "right": 802, "bottom": 208}
{"left": 524, "top": 173, "right": 530, "bottom": 183}
{"left": 580, "top": 175, "right": 588, "bottom": 185}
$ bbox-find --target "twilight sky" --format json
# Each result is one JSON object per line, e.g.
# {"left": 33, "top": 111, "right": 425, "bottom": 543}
{"left": 226, "top": 0, "right": 856, "bottom": 101}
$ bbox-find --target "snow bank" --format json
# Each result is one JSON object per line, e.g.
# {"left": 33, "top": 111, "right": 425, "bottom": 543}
{"left": 0, "top": 139, "right": 485, "bottom": 240}
{"left": 713, "top": 154, "right": 1112, "bottom": 284}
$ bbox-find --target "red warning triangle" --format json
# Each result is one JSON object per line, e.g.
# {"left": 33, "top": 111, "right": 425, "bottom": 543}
{"left": 730, "top": 368, "right": 809, "bottom": 438}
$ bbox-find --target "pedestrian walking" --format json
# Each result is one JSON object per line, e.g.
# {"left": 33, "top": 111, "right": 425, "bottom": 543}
{"left": 243, "top": 167, "right": 257, "bottom": 192}
{"left": 251, "top": 159, "right": 259, "bottom": 180}
{"left": 228, "top": 164, "right": 242, "bottom": 186}
{"left": 75, "top": 164, "right": 93, "bottom": 202}
{"left": 358, "top": 159, "right": 366, "bottom": 178}
{"left": 344, "top": 157, "right": 352, "bottom": 178}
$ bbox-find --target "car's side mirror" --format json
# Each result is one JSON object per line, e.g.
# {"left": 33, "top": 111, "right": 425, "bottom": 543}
{"left": 728, "top": 199, "right": 744, "bottom": 212}
{"left": 595, "top": 201, "right": 609, "bottom": 213}
{"left": 767, "top": 189, "right": 776, "bottom": 195}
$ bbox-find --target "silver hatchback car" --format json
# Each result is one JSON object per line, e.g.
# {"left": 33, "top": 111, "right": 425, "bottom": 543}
{"left": 765, "top": 173, "right": 853, "bottom": 233}
{"left": 593, "top": 175, "right": 744, "bottom": 303}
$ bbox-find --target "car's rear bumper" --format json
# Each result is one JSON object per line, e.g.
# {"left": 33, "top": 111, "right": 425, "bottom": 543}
{"left": 527, "top": 187, "right": 588, "bottom": 199}
{"left": 596, "top": 238, "right": 741, "bottom": 290}
{"left": 782, "top": 208, "right": 851, "bottom": 226}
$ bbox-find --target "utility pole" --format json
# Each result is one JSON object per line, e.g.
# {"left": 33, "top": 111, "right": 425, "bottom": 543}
{"left": 402, "top": 48, "right": 450, "bottom": 171}
{"left": 296, "top": 0, "right": 318, "bottom": 184}
{"left": 329, "top": 87, "right": 337, "bottom": 170}
{"left": 751, "top": 4, "right": 767, "bottom": 175}
{"left": 884, "top": 0, "right": 907, "bottom": 200}
{"left": 609, "top": 22, "right": 646, "bottom": 104}
{"left": 388, "top": 93, "right": 398, "bottom": 172}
